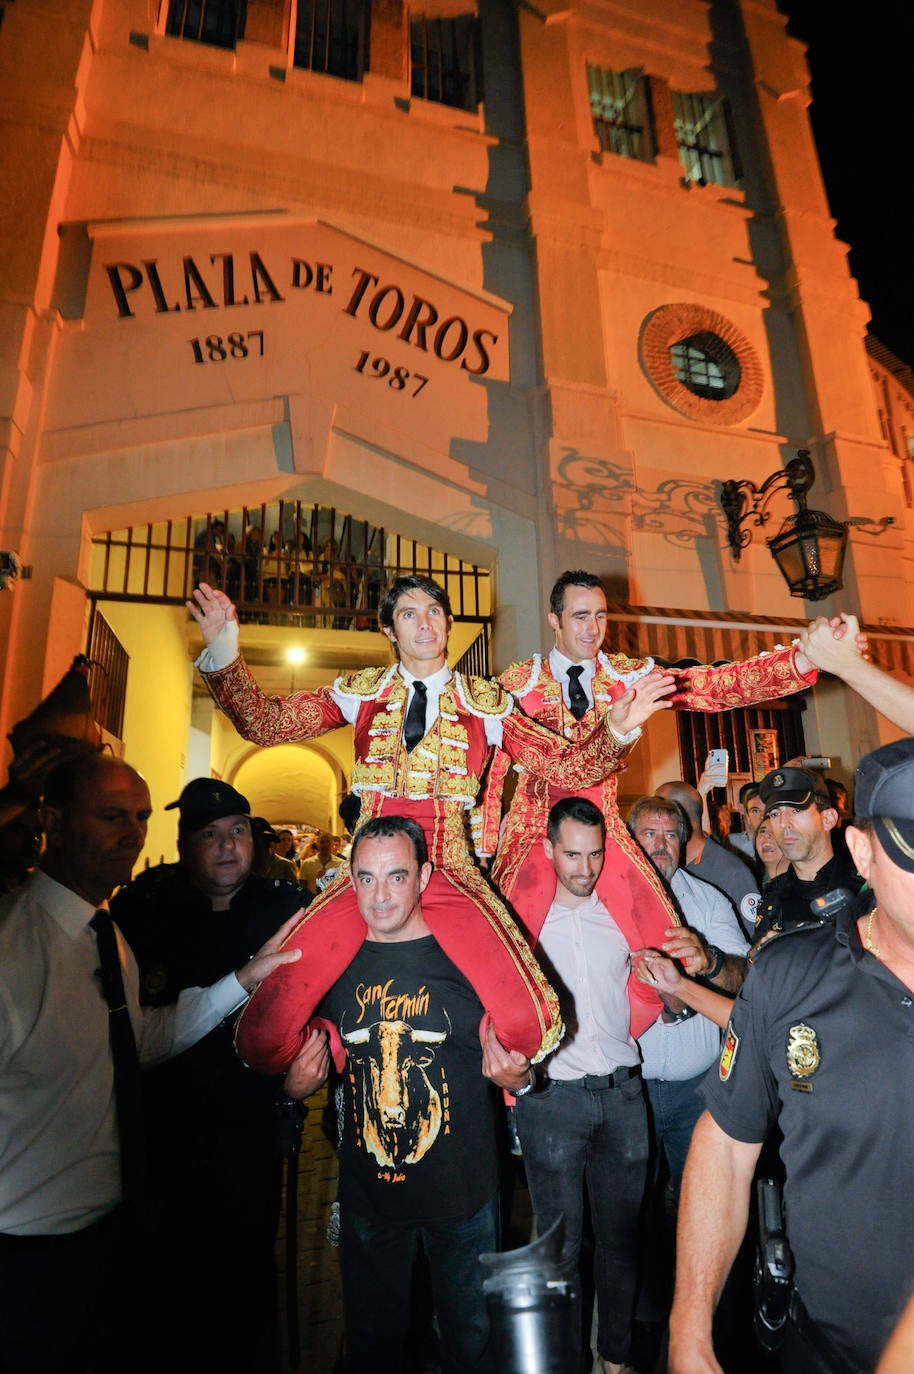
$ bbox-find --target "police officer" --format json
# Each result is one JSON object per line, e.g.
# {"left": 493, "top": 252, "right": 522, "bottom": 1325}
{"left": 112, "top": 779, "right": 312, "bottom": 1374}
{"left": 753, "top": 765, "right": 864, "bottom": 940}
{"left": 668, "top": 739, "right": 914, "bottom": 1374}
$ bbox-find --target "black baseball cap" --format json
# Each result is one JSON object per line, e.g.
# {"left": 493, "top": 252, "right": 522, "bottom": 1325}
{"left": 759, "top": 766, "right": 831, "bottom": 817}
{"left": 165, "top": 778, "right": 251, "bottom": 831}
{"left": 854, "top": 738, "right": 914, "bottom": 874}
{"left": 250, "top": 816, "right": 278, "bottom": 843}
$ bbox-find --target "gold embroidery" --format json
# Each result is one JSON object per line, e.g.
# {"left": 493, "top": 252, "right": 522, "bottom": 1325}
{"left": 352, "top": 680, "right": 481, "bottom": 805}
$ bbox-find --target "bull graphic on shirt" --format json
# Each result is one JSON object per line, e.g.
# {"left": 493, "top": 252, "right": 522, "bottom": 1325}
{"left": 341, "top": 1013, "right": 450, "bottom": 1166}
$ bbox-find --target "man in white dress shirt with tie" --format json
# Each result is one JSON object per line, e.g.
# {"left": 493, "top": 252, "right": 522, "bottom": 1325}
{"left": 0, "top": 752, "right": 301, "bottom": 1374}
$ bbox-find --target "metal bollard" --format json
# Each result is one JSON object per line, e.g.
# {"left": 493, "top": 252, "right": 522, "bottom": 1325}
{"left": 480, "top": 1216, "right": 577, "bottom": 1374}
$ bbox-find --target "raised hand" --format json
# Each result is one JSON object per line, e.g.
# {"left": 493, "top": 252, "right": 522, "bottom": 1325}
{"left": 797, "top": 612, "right": 864, "bottom": 675}
{"left": 611, "top": 670, "right": 676, "bottom": 735}
{"left": 660, "top": 925, "right": 715, "bottom": 975}
{"left": 186, "top": 581, "right": 239, "bottom": 648}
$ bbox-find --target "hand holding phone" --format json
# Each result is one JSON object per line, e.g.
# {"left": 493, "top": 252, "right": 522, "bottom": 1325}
{"left": 702, "top": 749, "right": 729, "bottom": 791}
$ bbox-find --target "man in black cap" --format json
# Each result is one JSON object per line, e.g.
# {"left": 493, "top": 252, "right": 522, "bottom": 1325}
{"left": 250, "top": 815, "right": 302, "bottom": 884}
{"left": 112, "top": 778, "right": 313, "bottom": 1374}
{"left": 752, "top": 765, "right": 864, "bottom": 940}
{"left": 669, "top": 737, "right": 914, "bottom": 1374}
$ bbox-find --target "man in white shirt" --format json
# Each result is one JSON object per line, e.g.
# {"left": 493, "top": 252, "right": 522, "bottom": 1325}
{"left": 626, "top": 794, "right": 749, "bottom": 1370}
{"left": 0, "top": 752, "right": 302, "bottom": 1374}
{"left": 512, "top": 795, "right": 649, "bottom": 1374}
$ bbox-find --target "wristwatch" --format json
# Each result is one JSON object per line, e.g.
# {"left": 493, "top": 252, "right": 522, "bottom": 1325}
{"left": 514, "top": 1068, "right": 537, "bottom": 1097}
{"left": 661, "top": 1004, "right": 697, "bottom": 1024}
{"left": 700, "top": 945, "right": 725, "bottom": 982}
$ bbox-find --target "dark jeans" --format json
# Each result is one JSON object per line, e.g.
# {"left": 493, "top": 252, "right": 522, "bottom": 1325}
{"left": 636, "top": 1074, "right": 708, "bottom": 1329}
{"left": 516, "top": 1072, "right": 649, "bottom": 1366}
{"left": 645, "top": 1072, "right": 706, "bottom": 1188}
{"left": 0, "top": 1209, "right": 138, "bottom": 1374}
{"left": 339, "top": 1194, "right": 499, "bottom": 1374}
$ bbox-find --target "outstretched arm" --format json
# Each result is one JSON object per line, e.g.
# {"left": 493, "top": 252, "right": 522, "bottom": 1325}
{"left": 799, "top": 613, "right": 914, "bottom": 733}
{"left": 499, "top": 679, "right": 674, "bottom": 788}
{"left": 668, "top": 1113, "right": 761, "bottom": 1374}
{"left": 235, "top": 909, "right": 305, "bottom": 992}
{"left": 633, "top": 949, "right": 735, "bottom": 1030}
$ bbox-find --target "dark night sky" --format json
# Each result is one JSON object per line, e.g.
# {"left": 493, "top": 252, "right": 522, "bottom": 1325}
{"left": 779, "top": 2, "right": 914, "bottom": 369}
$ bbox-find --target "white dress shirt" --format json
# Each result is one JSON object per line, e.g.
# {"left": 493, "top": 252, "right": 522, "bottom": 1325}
{"left": 536, "top": 890, "right": 639, "bottom": 1078}
{"left": 0, "top": 869, "right": 247, "bottom": 1235}
{"left": 549, "top": 647, "right": 596, "bottom": 713}
{"left": 638, "top": 868, "right": 749, "bottom": 1082}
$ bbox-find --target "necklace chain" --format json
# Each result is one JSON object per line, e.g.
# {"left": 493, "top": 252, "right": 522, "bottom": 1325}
{"left": 864, "top": 908, "right": 881, "bottom": 960}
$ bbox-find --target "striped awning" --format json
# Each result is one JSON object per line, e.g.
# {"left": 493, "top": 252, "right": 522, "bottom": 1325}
{"left": 605, "top": 604, "right": 914, "bottom": 683}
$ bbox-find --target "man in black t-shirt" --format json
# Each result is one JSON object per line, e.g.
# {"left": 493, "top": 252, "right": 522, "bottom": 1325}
{"left": 752, "top": 766, "right": 865, "bottom": 940}
{"left": 283, "top": 814, "right": 537, "bottom": 1374}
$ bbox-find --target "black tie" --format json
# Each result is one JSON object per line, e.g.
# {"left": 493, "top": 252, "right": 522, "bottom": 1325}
{"left": 403, "top": 680, "right": 428, "bottom": 752}
{"left": 91, "top": 909, "right": 147, "bottom": 1216}
{"left": 567, "top": 665, "right": 589, "bottom": 720}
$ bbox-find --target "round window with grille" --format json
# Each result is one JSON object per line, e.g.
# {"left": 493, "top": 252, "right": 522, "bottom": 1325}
{"left": 639, "top": 304, "right": 764, "bottom": 423}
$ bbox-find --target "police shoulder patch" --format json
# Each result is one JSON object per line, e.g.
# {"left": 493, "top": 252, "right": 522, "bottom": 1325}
{"left": 719, "top": 1020, "right": 739, "bottom": 1081}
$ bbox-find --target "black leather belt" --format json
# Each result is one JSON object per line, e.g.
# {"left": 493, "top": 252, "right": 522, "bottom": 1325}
{"left": 553, "top": 1067, "right": 641, "bottom": 1091}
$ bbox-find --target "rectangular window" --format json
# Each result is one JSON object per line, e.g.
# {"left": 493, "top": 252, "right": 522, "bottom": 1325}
{"left": 671, "top": 90, "right": 741, "bottom": 187}
{"left": 166, "top": 0, "right": 244, "bottom": 48}
{"left": 294, "top": 0, "right": 368, "bottom": 82}
{"left": 410, "top": 15, "right": 481, "bottom": 112}
{"left": 588, "top": 64, "right": 653, "bottom": 162}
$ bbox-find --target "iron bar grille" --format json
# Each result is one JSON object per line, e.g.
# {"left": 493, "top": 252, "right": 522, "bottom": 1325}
{"left": 88, "top": 501, "right": 491, "bottom": 669}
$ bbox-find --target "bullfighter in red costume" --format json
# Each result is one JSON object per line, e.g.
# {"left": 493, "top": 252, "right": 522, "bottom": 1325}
{"left": 485, "top": 571, "right": 819, "bottom": 1037}
{"left": 188, "top": 574, "right": 663, "bottom": 1073}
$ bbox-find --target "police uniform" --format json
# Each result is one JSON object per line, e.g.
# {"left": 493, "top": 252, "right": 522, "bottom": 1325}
{"left": 753, "top": 848, "right": 865, "bottom": 940}
{"left": 111, "top": 863, "right": 308, "bottom": 1374}
{"left": 699, "top": 905, "right": 914, "bottom": 1371}
{"left": 753, "top": 766, "right": 866, "bottom": 941}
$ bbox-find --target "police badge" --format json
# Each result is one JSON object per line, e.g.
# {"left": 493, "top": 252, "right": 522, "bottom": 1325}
{"left": 786, "top": 1022, "right": 819, "bottom": 1092}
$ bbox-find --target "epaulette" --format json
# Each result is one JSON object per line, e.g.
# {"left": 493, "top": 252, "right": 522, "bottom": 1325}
{"left": 333, "top": 664, "right": 398, "bottom": 699}
{"left": 748, "top": 919, "right": 827, "bottom": 963}
{"left": 497, "top": 655, "right": 542, "bottom": 697}
{"left": 453, "top": 672, "right": 513, "bottom": 718}
{"left": 596, "top": 649, "right": 656, "bottom": 687}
